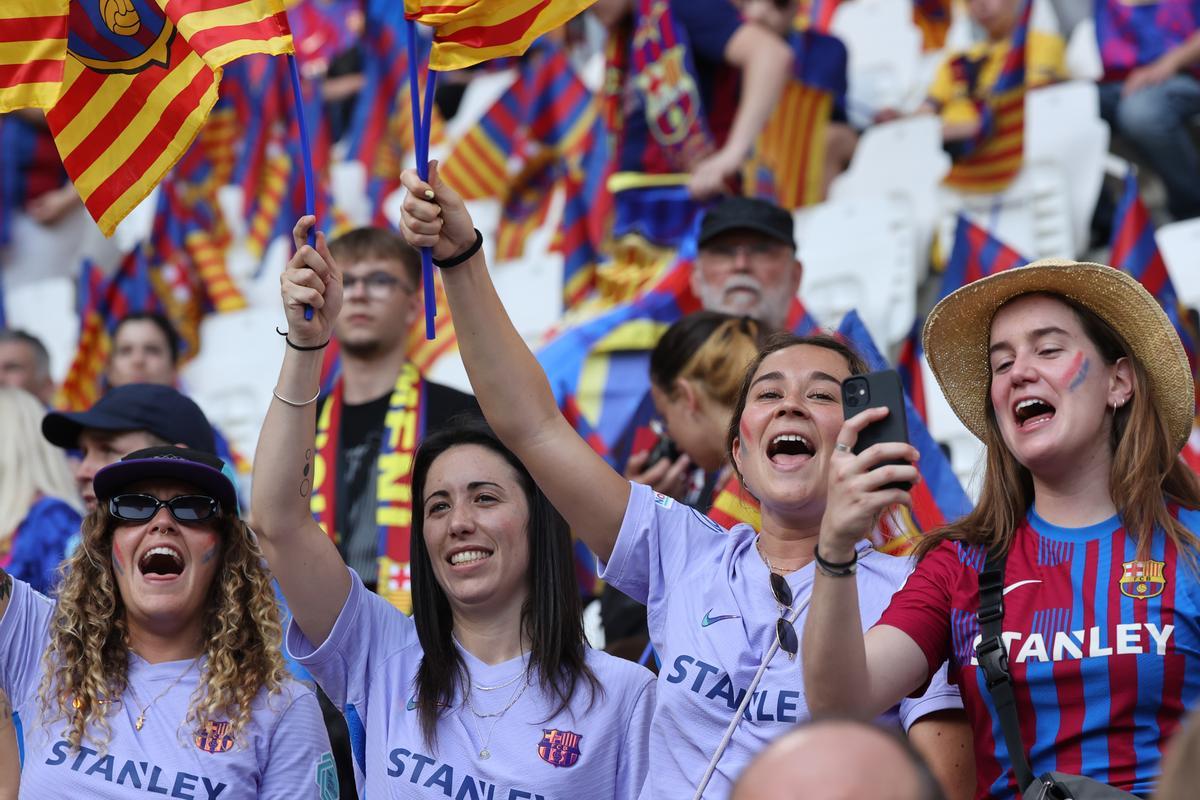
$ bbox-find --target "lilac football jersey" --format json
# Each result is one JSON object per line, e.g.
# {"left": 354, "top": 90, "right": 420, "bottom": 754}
{"left": 602, "top": 483, "right": 964, "bottom": 799}
{"left": 287, "top": 569, "right": 656, "bottom": 800}
{"left": 0, "top": 578, "right": 336, "bottom": 799}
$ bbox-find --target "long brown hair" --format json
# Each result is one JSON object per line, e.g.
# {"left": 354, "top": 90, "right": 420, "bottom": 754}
{"left": 39, "top": 505, "right": 287, "bottom": 751}
{"left": 915, "top": 293, "right": 1200, "bottom": 561}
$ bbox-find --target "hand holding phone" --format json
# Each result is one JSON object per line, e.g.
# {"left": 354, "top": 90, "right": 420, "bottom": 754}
{"left": 841, "top": 369, "right": 912, "bottom": 491}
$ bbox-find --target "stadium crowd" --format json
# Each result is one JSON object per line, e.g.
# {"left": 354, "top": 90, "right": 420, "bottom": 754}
{"left": 2, "top": 0, "right": 1200, "bottom": 798}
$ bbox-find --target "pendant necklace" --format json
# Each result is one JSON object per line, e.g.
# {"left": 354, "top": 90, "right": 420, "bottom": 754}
{"left": 464, "top": 675, "right": 530, "bottom": 760}
{"left": 124, "top": 658, "right": 199, "bottom": 732}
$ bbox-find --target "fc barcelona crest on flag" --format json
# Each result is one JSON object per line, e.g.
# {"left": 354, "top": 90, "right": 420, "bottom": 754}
{"left": 195, "top": 720, "right": 235, "bottom": 753}
{"left": 537, "top": 729, "right": 582, "bottom": 768}
{"left": 1120, "top": 559, "right": 1166, "bottom": 600}
{"left": 70, "top": 0, "right": 174, "bottom": 74}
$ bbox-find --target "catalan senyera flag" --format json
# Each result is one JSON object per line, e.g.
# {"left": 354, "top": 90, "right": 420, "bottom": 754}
{"left": 0, "top": 1, "right": 69, "bottom": 111}
{"left": 39, "top": 0, "right": 293, "bottom": 235}
{"left": 404, "top": 0, "right": 596, "bottom": 71}
{"left": 58, "top": 249, "right": 164, "bottom": 411}
{"left": 944, "top": 0, "right": 1032, "bottom": 194}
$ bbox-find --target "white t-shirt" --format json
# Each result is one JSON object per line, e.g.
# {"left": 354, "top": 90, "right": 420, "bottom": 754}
{"left": 287, "top": 569, "right": 656, "bottom": 799}
{"left": 0, "top": 577, "right": 335, "bottom": 799}
{"left": 602, "top": 483, "right": 965, "bottom": 798}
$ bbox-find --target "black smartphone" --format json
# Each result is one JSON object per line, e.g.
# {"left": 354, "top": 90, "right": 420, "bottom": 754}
{"left": 645, "top": 421, "right": 681, "bottom": 468}
{"left": 841, "top": 369, "right": 912, "bottom": 490}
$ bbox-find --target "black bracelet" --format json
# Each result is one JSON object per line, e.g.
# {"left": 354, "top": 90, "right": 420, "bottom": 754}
{"left": 275, "top": 326, "right": 330, "bottom": 351}
{"left": 432, "top": 228, "right": 483, "bottom": 269}
{"left": 814, "top": 545, "right": 858, "bottom": 578}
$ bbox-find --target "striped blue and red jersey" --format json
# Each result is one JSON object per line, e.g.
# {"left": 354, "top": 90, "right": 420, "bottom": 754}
{"left": 878, "top": 507, "right": 1200, "bottom": 798}
{"left": 1095, "top": 0, "right": 1200, "bottom": 82}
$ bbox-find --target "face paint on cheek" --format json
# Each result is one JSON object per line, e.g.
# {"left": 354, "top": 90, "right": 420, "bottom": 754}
{"left": 739, "top": 417, "right": 751, "bottom": 443}
{"left": 201, "top": 537, "right": 220, "bottom": 565}
{"left": 112, "top": 545, "right": 125, "bottom": 576}
{"left": 1067, "top": 352, "right": 1090, "bottom": 392}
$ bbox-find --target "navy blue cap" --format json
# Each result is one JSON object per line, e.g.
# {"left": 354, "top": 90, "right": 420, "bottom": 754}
{"left": 698, "top": 196, "right": 795, "bottom": 249}
{"left": 94, "top": 446, "right": 237, "bottom": 514}
{"left": 42, "top": 384, "right": 216, "bottom": 454}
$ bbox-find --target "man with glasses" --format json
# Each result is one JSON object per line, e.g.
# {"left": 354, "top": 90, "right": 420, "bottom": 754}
{"left": 316, "top": 226, "right": 478, "bottom": 611}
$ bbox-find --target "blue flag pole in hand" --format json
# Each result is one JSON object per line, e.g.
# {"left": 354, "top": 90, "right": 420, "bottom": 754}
{"left": 286, "top": 53, "right": 318, "bottom": 321}
{"left": 407, "top": 20, "right": 438, "bottom": 341}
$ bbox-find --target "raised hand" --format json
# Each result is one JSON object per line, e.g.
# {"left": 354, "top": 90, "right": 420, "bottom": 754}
{"left": 282, "top": 216, "right": 343, "bottom": 347}
{"left": 399, "top": 162, "right": 478, "bottom": 262}
{"left": 819, "top": 406, "right": 920, "bottom": 560}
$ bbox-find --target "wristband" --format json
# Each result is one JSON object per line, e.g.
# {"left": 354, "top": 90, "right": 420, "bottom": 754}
{"left": 432, "top": 228, "right": 483, "bottom": 269}
{"left": 814, "top": 545, "right": 858, "bottom": 578}
{"left": 276, "top": 326, "right": 330, "bottom": 351}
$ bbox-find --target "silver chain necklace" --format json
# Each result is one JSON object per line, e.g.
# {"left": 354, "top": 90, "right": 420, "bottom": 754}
{"left": 464, "top": 677, "right": 530, "bottom": 760}
{"left": 471, "top": 670, "right": 524, "bottom": 692}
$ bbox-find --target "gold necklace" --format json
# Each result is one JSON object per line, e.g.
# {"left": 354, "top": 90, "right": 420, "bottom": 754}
{"left": 124, "top": 658, "right": 199, "bottom": 732}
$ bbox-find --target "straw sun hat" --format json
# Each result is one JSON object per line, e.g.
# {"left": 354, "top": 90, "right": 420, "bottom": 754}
{"left": 922, "top": 258, "right": 1195, "bottom": 451}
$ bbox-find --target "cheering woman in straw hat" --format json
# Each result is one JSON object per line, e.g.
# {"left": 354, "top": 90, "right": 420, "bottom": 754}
{"left": 804, "top": 259, "right": 1200, "bottom": 798}
{"left": 393, "top": 167, "right": 973, "bottom": 800}
{"left": 0, "top": 446, "right": 333, "bottom": 798}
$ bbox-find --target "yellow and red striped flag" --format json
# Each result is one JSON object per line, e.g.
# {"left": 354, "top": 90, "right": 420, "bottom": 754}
{"left": 1, "top": 1, "right": 68, "bottom": 111}
{"left": 405, "top": 0, "right": 596, "bottom": 71}
{"left": 40, "top": 0, "right": 293, "bottom": 235}
{"left": 744, "top": 81, "right": 830, "bottom": 210}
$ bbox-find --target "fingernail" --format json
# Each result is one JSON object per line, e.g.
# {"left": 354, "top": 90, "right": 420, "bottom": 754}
{"left": 424, "top": 190, "right": 435, "bottom": 200}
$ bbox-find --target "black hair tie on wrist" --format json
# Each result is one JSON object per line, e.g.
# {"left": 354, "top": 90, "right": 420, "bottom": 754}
{"left": 432, "top": 228, "right": 483, "bottom": 269}
{"left": 814, "top": 545, "right": 858, "bottom": 578}
{"left": 275, "top": 326, "right": 330, "bottom": 351}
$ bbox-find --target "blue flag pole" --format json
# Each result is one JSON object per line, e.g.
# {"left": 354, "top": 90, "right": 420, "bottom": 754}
{"left": 286, "top": 53, "right": 318, "bottom": 321}
{"left": 407, "top": 20, "right": 438, "bottom": 340}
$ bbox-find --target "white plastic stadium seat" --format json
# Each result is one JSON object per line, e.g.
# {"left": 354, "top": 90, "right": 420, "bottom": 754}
{"left": 797, "top": 194, "right": 919, "bottom": 350}
{"left": 921, "top": 353, "right": 985, "bottom": 499}
{"left": 831, "top": 0, "right": 924, "bottom": 127}
{"left": 1156, "top": 218, "right": 1200, "bottom": 312}
{"left": 828, "top": 115, "right": 950, "bottom": 282}
{"left": 1065, "top": 18, "right": 1103, "bottom": 81}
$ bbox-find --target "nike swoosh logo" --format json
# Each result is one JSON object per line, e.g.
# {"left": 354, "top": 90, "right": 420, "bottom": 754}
{"left": 1002, "top": 580, "right": 1042, "bottom": 595}
{"left": 701, "top": 609, "right": 742, "bottom": 627}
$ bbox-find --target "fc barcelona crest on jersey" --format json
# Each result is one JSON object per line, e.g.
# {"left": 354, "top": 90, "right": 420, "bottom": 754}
{"left": 537, "top": 729, "right": 582, "bottom": 768}
{"left": 195, "top": 720, "right": 235, "bottom": 754}
{"left": 1120, "top": 559, "right": 1166, "bottom": 600}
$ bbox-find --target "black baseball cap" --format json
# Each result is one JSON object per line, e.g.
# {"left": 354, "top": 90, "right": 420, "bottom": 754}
{"left": 697, "top": 196, "right": 795, "bottom": 249}
{"left": 42, "top": 383, "right": 216, "bottom": 454}
{"left": 94, "top": 446, "right": 238, "bottom": 514}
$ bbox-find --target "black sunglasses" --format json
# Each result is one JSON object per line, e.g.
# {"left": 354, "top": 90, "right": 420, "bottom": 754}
{"left": 770, "top": 572, "right": 799, "bottom": 660}
{"left": 109, "top": 493, "right": 219, "bottom": 523}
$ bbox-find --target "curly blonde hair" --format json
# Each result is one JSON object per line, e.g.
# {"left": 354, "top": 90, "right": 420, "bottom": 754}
{"left": 38, "top": 505, "right": 288, "bottom": 751}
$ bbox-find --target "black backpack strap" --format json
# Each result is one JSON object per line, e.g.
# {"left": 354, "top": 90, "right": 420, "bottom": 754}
{"left": 976, "top": 548, "right": 1037, "bottom": 792}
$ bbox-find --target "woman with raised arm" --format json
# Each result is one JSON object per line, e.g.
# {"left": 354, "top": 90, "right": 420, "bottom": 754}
{"left": 397, "top": 166, "right": 974, "bottom": 799}
{"left": 0, "top": 446, "right": 331, "bottom": 798}
{"left": 253, "top": 218, "right": 655, "bottom": 800}
{"left": 804, "top": 260, "right": 1200, "bottom": 798}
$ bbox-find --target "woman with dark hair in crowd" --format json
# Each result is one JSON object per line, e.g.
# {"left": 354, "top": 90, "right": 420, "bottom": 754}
{"left": 252, "top": 218, "right": 655, "bottom": 799}
{"left": 394, "top": 166, "right": 973, "bottom": 799}
{"left": 804, "top": 260, "right": 1200, "bottom": 798}
{"left": 0, "top": 446, "right": 331, "bottom": 798}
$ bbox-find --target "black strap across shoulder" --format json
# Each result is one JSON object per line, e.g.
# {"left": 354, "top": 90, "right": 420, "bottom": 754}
{"left": 975, "top": 549, "right": 1037, "bottom": 791}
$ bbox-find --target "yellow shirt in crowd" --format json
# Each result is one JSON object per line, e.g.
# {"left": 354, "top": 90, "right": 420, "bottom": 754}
{"left": 927, "top": 30, "right": 1067, "bottom": 127}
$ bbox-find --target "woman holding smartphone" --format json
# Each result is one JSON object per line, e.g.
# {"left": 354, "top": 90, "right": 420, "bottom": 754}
{"left": 804, "top": 260, "right": 1200, "bottom": 797}
{"left": 396, "top": 166, "right": 974, "bottom": 799}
